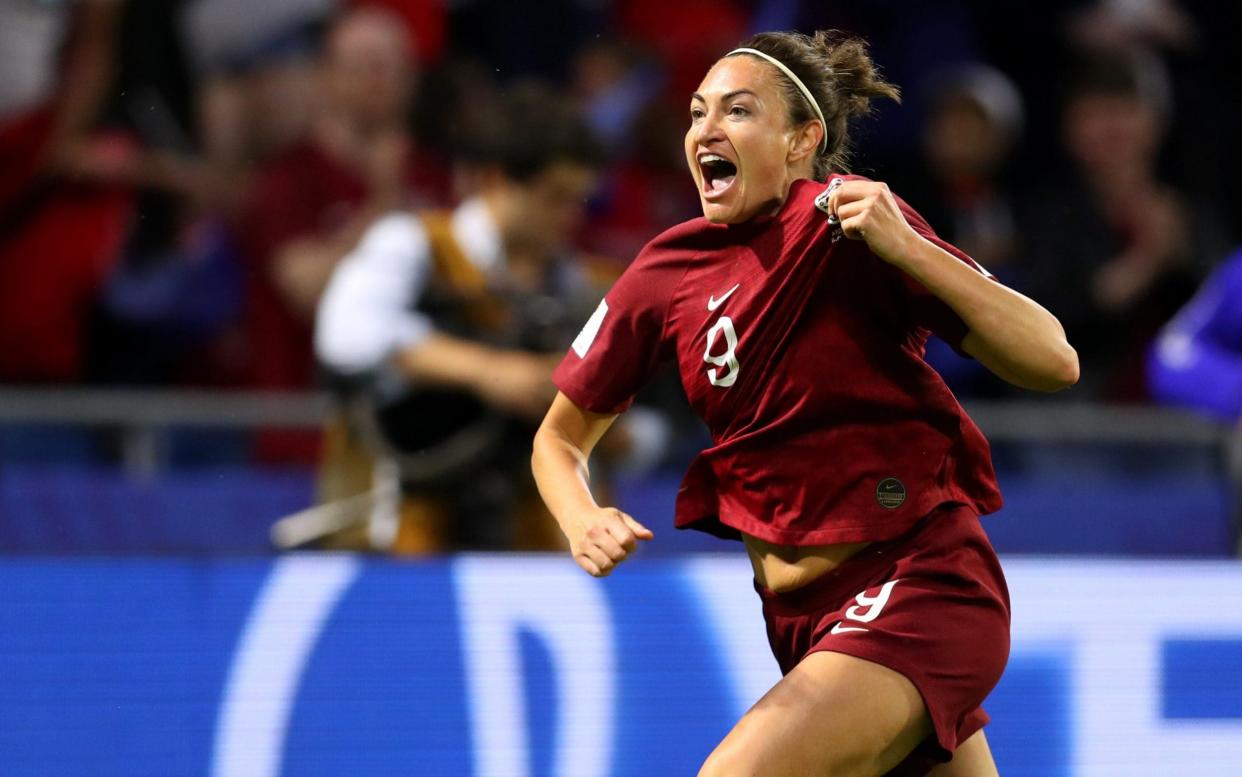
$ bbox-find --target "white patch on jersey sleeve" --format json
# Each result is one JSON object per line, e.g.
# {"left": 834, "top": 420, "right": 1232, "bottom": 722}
{"left": 571, "top": 298, "right": 609, "bottom": 358}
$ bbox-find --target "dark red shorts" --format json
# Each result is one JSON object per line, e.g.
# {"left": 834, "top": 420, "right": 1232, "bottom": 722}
{"left": 754, "top": 504, "right": 1011, "bottom": 775}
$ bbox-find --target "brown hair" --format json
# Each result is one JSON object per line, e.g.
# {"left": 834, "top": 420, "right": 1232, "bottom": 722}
{"left": 726, "top": 30, "right": 901, "bottom": 179}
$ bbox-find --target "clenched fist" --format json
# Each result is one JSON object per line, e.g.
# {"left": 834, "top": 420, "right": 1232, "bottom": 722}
{"left": 822, "top": 180, "right": 922, "bottom": 269}
{"left": 564, "top": 506, "right": 654, "bottom": 577}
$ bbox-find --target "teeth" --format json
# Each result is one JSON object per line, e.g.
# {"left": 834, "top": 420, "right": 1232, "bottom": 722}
{"left": 700, "top": 154, "right": 728, "bottom": 165}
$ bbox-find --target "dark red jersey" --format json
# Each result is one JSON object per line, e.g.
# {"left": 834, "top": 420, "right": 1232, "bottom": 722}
{"left": 553, "top": 176, "right": 1003, "bottom": 545}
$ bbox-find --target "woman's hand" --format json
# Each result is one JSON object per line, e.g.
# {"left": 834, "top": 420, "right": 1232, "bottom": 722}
{"left": 824, "top": 180, "right": 922, "bottom": 269}
{"left": 564, "top": 506, "right": 654, "bottom": 577}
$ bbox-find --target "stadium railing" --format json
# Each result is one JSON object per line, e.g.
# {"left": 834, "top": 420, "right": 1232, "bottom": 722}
{"left": 0, "top": 387, "right": 1238, "bottom": 556}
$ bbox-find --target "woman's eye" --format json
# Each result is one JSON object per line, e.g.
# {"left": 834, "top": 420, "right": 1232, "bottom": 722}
{"left": 690, "top": 108, "right": 705, "bottom": 120}
{"left": 730, "top": 106, "right": 749, "bottom": 117}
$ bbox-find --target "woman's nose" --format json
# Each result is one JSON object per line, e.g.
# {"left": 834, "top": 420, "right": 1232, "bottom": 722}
{"left": 694, "top": 111, "right": 726, "bottom": 145}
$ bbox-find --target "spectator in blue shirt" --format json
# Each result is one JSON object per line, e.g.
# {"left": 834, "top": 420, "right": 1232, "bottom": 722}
{"left": 1148, "top": 246, "right": 1242, "bottom": 422}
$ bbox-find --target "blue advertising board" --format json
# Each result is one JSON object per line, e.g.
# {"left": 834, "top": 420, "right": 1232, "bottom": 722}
{"left": 2, "top": 556, "right": 1241, "bottom": 775}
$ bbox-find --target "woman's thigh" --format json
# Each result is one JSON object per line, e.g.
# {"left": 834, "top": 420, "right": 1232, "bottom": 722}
{"left": 698, "top": 650, "right": 932, "bottom": 777}
{"left": 925, "top": 731, "right": 998, "bottom": 777}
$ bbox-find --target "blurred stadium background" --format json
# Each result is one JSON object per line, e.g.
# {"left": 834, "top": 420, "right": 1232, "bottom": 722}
{"left": 2, "top": 0, "right": 1242, "bottom": 774}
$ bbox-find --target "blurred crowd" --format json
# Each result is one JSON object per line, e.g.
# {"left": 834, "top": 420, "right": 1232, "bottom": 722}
{"left": 2, "top": 0, "right": 1241, "bottom": 459}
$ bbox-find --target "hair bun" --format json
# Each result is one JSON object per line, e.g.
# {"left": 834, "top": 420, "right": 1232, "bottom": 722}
{"left": 728, "top": 29, "right": 900, "bottom": 178}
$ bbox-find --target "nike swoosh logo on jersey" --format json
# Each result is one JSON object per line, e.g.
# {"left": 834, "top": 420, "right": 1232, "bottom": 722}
{"left": 707, "top": 283, "right": 740, "bottom": 311}
{"left": 829, "top": 622, "right": 868, "bottom": 635}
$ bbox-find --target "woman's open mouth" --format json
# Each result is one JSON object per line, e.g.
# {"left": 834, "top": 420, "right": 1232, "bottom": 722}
{"left": 699, "top": 153, "right": 738, "bottom": 199}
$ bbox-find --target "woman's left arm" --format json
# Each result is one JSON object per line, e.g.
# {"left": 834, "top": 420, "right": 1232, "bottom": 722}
{"left": 828, "top": 180, "right": 1080, "bottom": 393}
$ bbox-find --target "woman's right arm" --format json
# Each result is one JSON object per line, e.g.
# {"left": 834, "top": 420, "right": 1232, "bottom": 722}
{"left": 532, "top": 391, "right": 654, "bottom": 577}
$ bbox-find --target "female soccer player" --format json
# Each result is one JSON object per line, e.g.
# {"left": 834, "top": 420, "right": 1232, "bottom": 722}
{"left": 532, "top": 30, "right": 1078, "bottom": 776}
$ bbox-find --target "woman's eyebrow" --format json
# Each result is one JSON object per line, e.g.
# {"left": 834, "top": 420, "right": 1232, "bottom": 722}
{"left": 691, "top": 88, "right": 759, "bottom": 103}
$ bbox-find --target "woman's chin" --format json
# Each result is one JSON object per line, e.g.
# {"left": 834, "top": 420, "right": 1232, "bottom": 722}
{"left": 701, "top": 198, "right": 744, "bottom": 224}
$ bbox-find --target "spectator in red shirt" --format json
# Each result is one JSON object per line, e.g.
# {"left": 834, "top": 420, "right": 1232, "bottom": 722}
{"left": 238, "top": 4, "right": 449, "bottom": 398}
{"left": 0, "top": 0, "right": 225, "bottom": 383}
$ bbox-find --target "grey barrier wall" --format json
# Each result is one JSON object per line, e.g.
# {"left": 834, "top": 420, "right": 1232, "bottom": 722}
{"left": 0, "top": 388, "right": 1238, "bottom": 553}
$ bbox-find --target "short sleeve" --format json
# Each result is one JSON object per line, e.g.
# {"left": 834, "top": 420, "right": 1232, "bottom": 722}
{"left": 893, "top": 197, "right": 996, "bottom": 350}
{"left": 552, "top": 243, "right": 683, "bottom": 414}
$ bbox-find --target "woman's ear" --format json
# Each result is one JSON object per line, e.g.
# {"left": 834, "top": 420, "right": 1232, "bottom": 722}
{"left": 787, "top": 121, "right": 823, "bottom": 165}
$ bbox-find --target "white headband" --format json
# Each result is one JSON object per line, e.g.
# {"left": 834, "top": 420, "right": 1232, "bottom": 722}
{"left": 727, "top": 47, "right": 828, "bottom": 152}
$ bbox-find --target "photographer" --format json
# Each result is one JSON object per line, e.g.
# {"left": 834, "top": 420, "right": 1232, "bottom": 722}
{"left": 309, "top": 83, "right": 663, "bottom": 553}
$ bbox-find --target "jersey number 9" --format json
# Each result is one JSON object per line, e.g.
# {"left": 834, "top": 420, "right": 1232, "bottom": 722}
{"left": 704, "top": 316, "right": 740, "bottom": 388}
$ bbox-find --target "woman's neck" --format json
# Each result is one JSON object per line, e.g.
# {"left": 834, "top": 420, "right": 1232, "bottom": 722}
{"left": 762, "top": 168, "right": 816, "bottom": 217}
